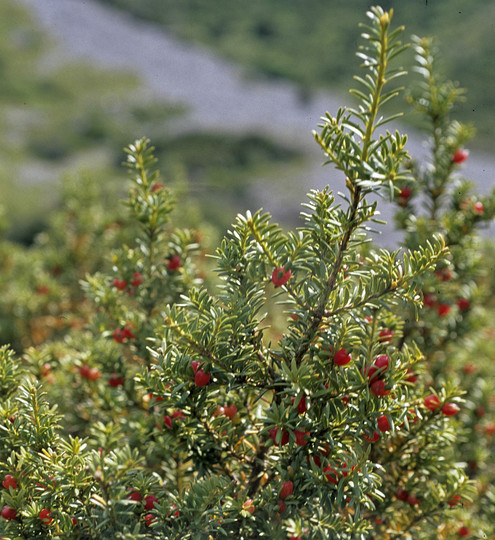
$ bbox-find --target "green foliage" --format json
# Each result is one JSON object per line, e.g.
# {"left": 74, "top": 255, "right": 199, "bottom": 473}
{"left": 1, "top": 6, "right": 494, "bottom": 539}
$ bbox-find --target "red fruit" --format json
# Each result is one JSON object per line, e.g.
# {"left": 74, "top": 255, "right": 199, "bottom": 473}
{"left": 167, "top": 254, "right": 181, "bottom": 271}
{"left": 163, "top": 415, "right": 173, "bottom": 429}
{"left": 423, "top": 293, "right": 437, "bottom": 307}
{"left": 127, "top": 490, "right": 142, "bottom": 502}
{"left": 2, "top": 475, "right": 18, "bottom": 490}
{"left": 476, "top": 406, "right": 485, "bottom": 418}
{"left": 242, "top": 499, "right": 255, "bottom": 514}
{"left": 41, "top": 363, "right": 52, "bottom": 378}
{"left": 437, "top": 304, "right": 451, "bottom": 317}
{"left": 363, "top": 430, "right": 380, "bottom": 443}
{"left": 447, "top": 494, "right": 461, "bottom": 507}
{"left": 407, "top": 493, "right": 421, "bottom": 506}
{"left": 131, "top": 272, "right": 143, "bottom": 286}
{"left": 370, "top": 379, "right": 390, "bottom": 397}
{"left": 122, "top": 326, "right": 136, "bottom": 340}
{"left": 39, "top": 508, "right": 53, "bottom": 525}
{"left": 463, "top": 363, "right": 476, "bottom": 375}
{"left": 71, "top": 517, "right": 77, "bottom": 526}
{"left": 405, "top": 368, "right": 418, "bottom": 383}
{"left": 271, "top": 266, "right": 291, "bottom": 287}
{"left": 113, "top": 328, "right": 125, "bottom": 343}
{"left": 457, "top": 298, "right": 471, "bottom": 311}
{"left": 395, "top": 488, "right": 409, "bottom": 501}
{"left": 294, "top": 429, "right": 309, "bottom": 446}
{"left": 293, "top": 394, "right": 307, "bottom": 414}
{"left": 113, "top": 278, "right": 128, "bottom": 291}
{"left": 280, "top": 480, "right": 294, "bottom": 500}
{"left": 378, "top": 329, "right": 394, "bottom": 342}
{"left": 484, "top": 422, "right": 495, "bottom": 436}
{"left": 334, "top": 348, "right": 352, "bottom": 366}
{"left": 473, "top": 201, "right": 484, "bottom": 215}
{"left": 442, "top": 403, "right": 460, "bottom": 416}
{"left": 223, "top": 404, "right": 238, "bottom": 419}
{"left": 424, "top": 394, "right": 441, "bottom": 411}
{"left": 191, "top": 360, "right": 201, "bottom": 374}
{"left": 144, "top": 513, "right": 155, "bottom": 527}
{"left": 277, "top": 500, "right": 286, "bottom": 513}
{"left": 169, "top": 504, "right": 179, "bottom": 518}
{"left": 1, "top": 505, "right": 17, "bottom": 520}
{"left": 452, "top": 149, "right": 469, "bottom": 164}
{"left": 269, "top": 428, "right": 289, "bottom": 446}
{"left": 144, "top": 494, "right": 158, "bottom": 511}
{"left": 108, "top": 374, "right": 125, "bottom": 387}
{"left": 377, "top": 415, "right": 391, "bottom": 432}
{"left": 342, "top": 395, "right": 349, "bottom": 406}
{"left": 374, "top": 355, "right": 390, "bottom": 371}
{"left": 398, "top": 187, "right": 412, "bottom": 206}
{"left": 172, "top": 410, "right": 186, "bottom": 421}
{"left": 323, "top": 466, "right": 340, "bottom": 485}
{"left": 79, "top": 364, "right": 101, "bottom": 380}
{"left": 435, "top": 268, "right": 452, "bottom": 282}
{"left": 458, "top": 526, "right": 470, "bottom": 537}
{"left": 194, "top": 369, "right": 211, "bottom": 387}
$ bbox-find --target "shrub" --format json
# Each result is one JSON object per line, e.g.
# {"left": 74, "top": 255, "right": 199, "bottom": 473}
{"left": 1, "top": 6, "right": 493, "bottom": 539}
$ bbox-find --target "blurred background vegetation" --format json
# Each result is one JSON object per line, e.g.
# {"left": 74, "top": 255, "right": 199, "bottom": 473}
{"left": 97, "top": 0, "right": 495, "bottom": 150}
{"left": 2, "top": 0, "right": 494, "bottom": 243}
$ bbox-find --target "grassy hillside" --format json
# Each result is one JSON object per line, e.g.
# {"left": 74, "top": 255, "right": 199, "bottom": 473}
{"left": 1, "top": 0, "right": 300, "bottom": 242}
{"left": 96, "top": 0, "right": 495, "bottom": 151}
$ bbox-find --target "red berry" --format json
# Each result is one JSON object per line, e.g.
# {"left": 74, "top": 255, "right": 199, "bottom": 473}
{"left": 405, "top": 368, "right": 418, "bottom": 383}
{"left": 277, "top": 500, "right": 286, "bottom": 513}
{"left": 194, "top": 369, "right": 211, "bottom": 387}
{"left": 167, "top": 254, "right": 181, "bottom": 271}
{"left": 144, "top": 494, "right": 158, "bottom": 511}
{"left": 242, "top": 499, "right": 255, "bottom": 514}
{"left": 473, "top": 201, "right": 484, "bottom": 215}
{"left": 131, "top": 272, "right": 143, "bottom": 286}
{"left": 334, "top": 348, "right": 352, "bottom": 366}
{"left": 2, "top": 475, "right": 18, "bottom": 490}
{"left": 163, "top": 415, "right": 173, "bottom": 429}
{"left": 435, "top": 268, "right": 452, "bottom": 282}
{"left": 122, "top": 326, "right": 136, "bottom": 340}
{"left": 457, "top": 298, "right": 470, "bottom": 311}
{"left": 113, "top": 278, "right": 128, "bottom": 291}
{"left": 452, "top": 149, "right": 469, "bottom": 164}
{"left": 447, "top": 494, "right": 461, "bottom": 507}
{"left": 323, "top": 466, "right": 340, "bottom": 485}
{"left": 370, "top": 379, "right": 390, "bottom": 397}
{"left": 172, "top": 410, "right": 186, "bottom": 421}
{"left": 458, "top": 526, "right": 470, "bottom": 537}
{"left": 108, "top": 374, "right": 125, "bottom": 387}
{"left": 395, "top": 488, "right": 409, "bottom": 501}
{"left": 363, "top": 430, "right": 380, "bottom": 443}
{"left": 279, "top": 480, "right": 294, "bottom": 500}
{"left": 39, "top": 508, "right": 53, "bottom": 525}
{"left": 41, "top": 363, "right": 52, "bottom": 378}
{"left": 79, "top": 364, "right": 101, "bottom": 380}
{"left": 271, "top": 267, "right": 291, "bottom": 287}
{"left": 424, "top": 394, "right": 441, "bottom": 411}
{"left": 378, "top": 329, "right": 394, "bottom": 342}
{"left": 269, "top": 428, "right": 289, "bottom": 446}
{"left": 423, "top": 293, "right": 437, "bottom": 307}
{"left": 294, "top": 429, "right": 309, "bottom": 446}
{"left": 398, "top": 187, "right": 412, "bottom": 205}
{"left": 144, "top": 513, "right": 155, "bottom": 527}
{"left": 1, "top": 505, "right": 17, "bottom": 520}
{"left": 127, "top": 490, "right": 142, "bottom": 502}
{"left": 71, "top": 517, "right": 77, "bottom": 526}
{"left": 463, "top": 363, "right": 476, "bottom": 375}
{"left": 377, "top": 415, "right": 391, "bottom": 432}
{"left": 437, "top": 304, "right": 451, "bottom": 317}
{"left": 442, "top": 403, "right": 460, "bottom": 416}
{"left": 191, "top": 360, "right": 201, "bottom": 374}
{"left": 223, "top": 404, "right": 238, "bottom": 419}
{"left": 293, "top": 394, "right": 307, "bottom": 414}
{"left": 113, "top": 328, "right": 126, "bottom": 343}
{"left": 407, "top": 493, "right": 421, "bottom": 506}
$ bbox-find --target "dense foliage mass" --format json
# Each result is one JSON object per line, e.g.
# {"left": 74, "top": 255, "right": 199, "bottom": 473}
{"left": 1, "top": 7, "right": 495, "bottom": 539}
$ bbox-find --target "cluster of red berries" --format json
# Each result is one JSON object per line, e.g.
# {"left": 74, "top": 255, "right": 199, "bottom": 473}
{"left": 365, "top": 354, "right": 391, "bottom": 397}
{"left": 79, "top": 363, "right": 101, "bottom": 381}
{"left": 113, "top": 272, "right": 143, "bottom": 294}
{"left": 113, "top": 324, "right": 136, "bottom": 343}
{"left": 424, "top": 394, "right": 460, "bottom": 416}
{"left": 191, "top": 361, "right": 211, "bottom": 387}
